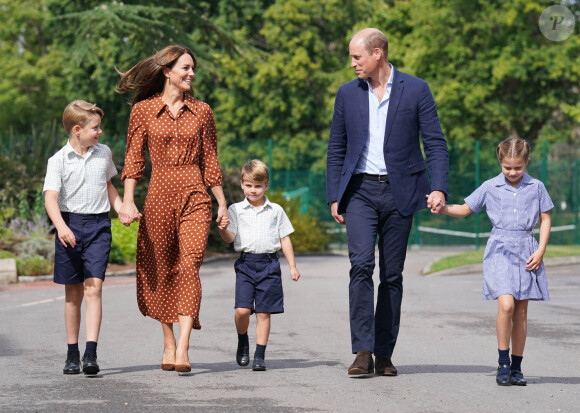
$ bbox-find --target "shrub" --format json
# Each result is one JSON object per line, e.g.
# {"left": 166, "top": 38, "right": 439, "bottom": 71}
{"left": 0, "top": 250, "right": 15, "bottom": 259}
{"left": 108, "top": 241, "right": 126, "bottom": 264}
{"left": 111, "top": 218, "right": 138, "bottom": 262}
{"left": 13, "top": 237, "right": 54, "bottom": 261}
{"left": 16, "top": 255, "right": 53, "bottom": 276}
{"left": 267, "top": 192, "right": 329, "bottom": 253}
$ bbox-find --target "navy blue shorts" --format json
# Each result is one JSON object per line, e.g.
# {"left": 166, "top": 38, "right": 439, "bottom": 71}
{"left": 53, "top": 212, "right": 112, "bottom": 285}
{"left": 234, "top": 252, "right": 284, "bottom": 314}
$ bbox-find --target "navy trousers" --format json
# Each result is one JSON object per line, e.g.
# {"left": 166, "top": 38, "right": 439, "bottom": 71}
{"left": 344, "top": 176, "right": 413, "bottom": 357}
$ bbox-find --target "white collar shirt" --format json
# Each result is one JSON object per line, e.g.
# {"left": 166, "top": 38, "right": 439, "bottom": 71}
{"left": 354, "top": 63, "right": 394, "bottom": 174}
{"left": 226, "top": 196, "right": 295, "bottom": 253}
{"left": 43, "top": 141, "right": 118, "bottom": 214}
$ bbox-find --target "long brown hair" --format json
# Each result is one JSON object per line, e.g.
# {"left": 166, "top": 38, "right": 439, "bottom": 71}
{"left": 115, "top": 45, "right": 197, "bottom": 105}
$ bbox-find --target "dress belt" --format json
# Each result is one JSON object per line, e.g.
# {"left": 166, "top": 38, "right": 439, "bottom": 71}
{"left": 361, "top": 173, "right": 389, "bottom": 183}
{"left": 491, "top": 228, "right": 534, "bottom": 238}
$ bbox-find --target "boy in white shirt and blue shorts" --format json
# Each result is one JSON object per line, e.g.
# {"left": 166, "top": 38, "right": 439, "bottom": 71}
{"left": 43, "top": 100, "right": 122, "bottom": 375}
{"left": 219, "top": 159, "right": 300, "bottom": 371}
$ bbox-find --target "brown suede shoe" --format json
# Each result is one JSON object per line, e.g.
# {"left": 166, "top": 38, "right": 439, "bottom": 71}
{"left": 375, "top": 356, "right": 397, "bottom": 376}
{"left": 348, "top": 351, "right": 374, "bottom": 375}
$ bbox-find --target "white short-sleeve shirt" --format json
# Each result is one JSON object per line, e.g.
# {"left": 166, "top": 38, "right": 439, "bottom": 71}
{"left": 227, "top": 196, "right": 294, "bottom": 253}
{"left": 43, "top": 141, "right": 118, "bottom": 214}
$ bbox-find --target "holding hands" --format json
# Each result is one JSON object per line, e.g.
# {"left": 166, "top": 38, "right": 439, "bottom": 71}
{"left": 216, "top": 204, "right": 229, "bottom": 230}
{"left": 426, "top": 191, "right": 446, "bottom": 214}
{"left": 119, "top": 201, "right": 142, "bottom": 226}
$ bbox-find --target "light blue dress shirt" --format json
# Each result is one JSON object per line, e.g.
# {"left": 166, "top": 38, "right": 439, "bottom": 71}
{"left": 354, "top": 64, "right": 394, "bottom": 175}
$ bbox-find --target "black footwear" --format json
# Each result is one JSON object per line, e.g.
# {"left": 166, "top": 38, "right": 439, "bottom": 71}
{"left": 236, "top": 345, "right": 250, "bottom": 367}
{"left": 252, "top": 357, "right": 267, "bottom": 371}
{"left": 510, "top": 369, "right": 527, "bottom": 386}
{"left": 348, "top": 351, "right": 374, "bottom": 375}
{"left": 63, "top": 352, "right": 81, "bottom": 374}
{"left": 82, "top": 353, "right": 100, "bottom": 375}
{"left": 375, "top": 356, "right": 397, "bottom": 376}
{"left": 496, "top": 364, "right": 511, "bottom": 386}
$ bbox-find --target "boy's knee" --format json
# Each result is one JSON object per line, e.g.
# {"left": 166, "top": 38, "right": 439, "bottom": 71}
{"left": 255, "top": 312, "right": 271, "bottom": 320}
{"left": 235, "top": 307, "right": 252, "bottom": 317}
{"left": 84, "top": 278, "right": 103, "bottom": 299}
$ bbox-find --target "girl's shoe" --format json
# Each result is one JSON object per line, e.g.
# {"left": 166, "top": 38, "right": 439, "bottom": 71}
{"left": 510, "top": 369, "right": 527, "bottom": 386}
{"left": 496, "top": 364, "right": 511, "bottom": 386}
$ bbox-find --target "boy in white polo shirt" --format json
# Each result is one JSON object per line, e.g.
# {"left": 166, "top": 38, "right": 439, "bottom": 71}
{"left": 219, "top": 159, "right": 300, "bottom": 371}
{"left": 43, "top": 100, "right": 122, "bottom": 375}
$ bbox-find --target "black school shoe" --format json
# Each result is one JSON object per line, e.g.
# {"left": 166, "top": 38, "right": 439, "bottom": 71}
{"left": 82, "top": 353, "right": 100, "bottom": 375}
{"left": 252, "top": 357, "right": 267, "bottom": 371}
{"left": 236, "top": 345, "right": 250, "bottom": 366}
{"left": 63, "top": 352, "right": 81, "bottom": 374}
{"left": 510, "top": 369, "right": 527, "bottom": 386}
{"left": 496, "top": 364, "right": 511, "bottom": 386}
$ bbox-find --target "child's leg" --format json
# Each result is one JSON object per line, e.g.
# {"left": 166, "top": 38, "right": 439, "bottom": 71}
{"left": 255, "top": 312, "right": 271, "bottom": 346}
{"left": 84, "top": 278, "right": 103, "bottom": 343}
{"left": 511, "top": 299, "right": 528, "bottom": 356}
{"left": 64, "top": 283, "right": 84, "bottom": 345}
{"left": 252, "top": 312, "right": 271, "bottom": 371}
{"left": 496, "top": 294, "right": 515, "bottom": 350}
{"left": 235, "top": 307, "right": 252, "bottom": 334}
{"left": 161, "top": 322, "right": 176, "bottom": 369}
{"left": 495, "top": 294, "right": 514, "bottom": 385}
{"left": 235, "top": 308, "right": 252, "bottom": 366}
{"left": 509, "top": 299, "right": 529, "bottom": 385}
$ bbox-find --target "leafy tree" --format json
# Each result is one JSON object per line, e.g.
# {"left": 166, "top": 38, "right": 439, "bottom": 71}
{"left": 367, "top": 0, "right": 579, "bottom": 147}
{"left": 207, "top": 0, "right": 374, "bottom": 171}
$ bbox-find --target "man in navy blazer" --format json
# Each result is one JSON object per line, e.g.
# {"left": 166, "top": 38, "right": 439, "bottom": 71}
{"left": 327, "top": 28, "right": 449, "bottom": 376}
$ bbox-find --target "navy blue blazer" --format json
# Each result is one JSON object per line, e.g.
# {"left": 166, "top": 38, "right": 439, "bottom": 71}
{"left": 326, "top": 67, "right": 449, "bottom": 216}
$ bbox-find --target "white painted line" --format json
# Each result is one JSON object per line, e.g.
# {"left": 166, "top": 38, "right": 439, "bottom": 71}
{"left": 21, "top": 296, "right": 65, "bottom": 307}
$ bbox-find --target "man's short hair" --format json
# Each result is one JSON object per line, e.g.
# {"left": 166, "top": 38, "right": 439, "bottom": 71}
{"left": 354, "top": 28, "right": 389, "bottom": 61}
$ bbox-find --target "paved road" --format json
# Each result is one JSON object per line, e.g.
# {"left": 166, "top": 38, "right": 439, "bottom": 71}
{"left": 1, "top": 250, "right": 578, "bottom": 412}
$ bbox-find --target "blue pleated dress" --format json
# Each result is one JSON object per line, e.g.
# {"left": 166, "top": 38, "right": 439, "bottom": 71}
{"left": 465, "top": 173, "right": 553, "bottom": 301}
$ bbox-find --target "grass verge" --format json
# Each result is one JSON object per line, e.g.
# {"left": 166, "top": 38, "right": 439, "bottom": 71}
{"left": 425, "top": 245, "right": 580, "bottom": 274}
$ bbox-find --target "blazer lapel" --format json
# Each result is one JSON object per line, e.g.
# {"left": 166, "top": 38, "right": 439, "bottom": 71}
{"left": 357, "top": 79, "right": 369, "bottom": 147}
{"left": 384, "top": 66, "right": 403, "bottom": 147}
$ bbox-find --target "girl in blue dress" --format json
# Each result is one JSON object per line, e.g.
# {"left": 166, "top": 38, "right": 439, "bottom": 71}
{"left": 432, "top": 137, "right": 553, "bottom": 386}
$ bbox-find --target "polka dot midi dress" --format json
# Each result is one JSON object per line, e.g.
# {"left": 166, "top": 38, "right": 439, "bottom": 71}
{"left": 121, "top": 93, "right": 223, "bottom": 327}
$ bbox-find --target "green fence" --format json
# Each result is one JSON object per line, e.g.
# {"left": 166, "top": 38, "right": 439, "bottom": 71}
{"left": 219, "top": 138, "right": 580, "bottom": 248}
{"left": 1, "top": 133, "right": 578, "bottom": 249}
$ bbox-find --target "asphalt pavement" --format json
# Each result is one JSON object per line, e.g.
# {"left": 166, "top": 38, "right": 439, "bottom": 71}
{"left": 0, "top": 250, "right": 578, "bottom": 412}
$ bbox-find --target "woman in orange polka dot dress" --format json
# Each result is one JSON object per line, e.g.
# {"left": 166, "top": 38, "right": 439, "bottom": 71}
{"left": 116, "top": 45, "right": 229, "bottom": 373}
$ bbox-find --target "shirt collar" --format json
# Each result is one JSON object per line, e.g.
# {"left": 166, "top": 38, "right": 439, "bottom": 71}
{"left": 241, "top": 196, "right": 271, "bottom": 211}
{"left": 492, "top": 172, "right": 534, "bottom": 188}
{"left": 65, "top": 140, "right": 95, "bottom": 158}
{"left": 150, "top": 92, "right": 198, "bottom": 117}
{"left": 365, "top": 63, "right": 394, "bottom": 89}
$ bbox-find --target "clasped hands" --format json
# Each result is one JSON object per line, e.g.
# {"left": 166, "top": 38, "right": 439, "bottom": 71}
{"left": 118, "top": 202, "right": 142, "bottom": 227}
{"left": 426, "top": 191, "right": 446, "bottom": 214}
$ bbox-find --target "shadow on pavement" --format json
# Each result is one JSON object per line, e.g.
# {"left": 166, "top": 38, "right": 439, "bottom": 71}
{"left": 399, "top": 364, "right": 493, "bottom": 374}
{"left": 99, "top": 364, "right": 160, "bottom": 376}
{"left": 99, "top": 358, "right": 341, "bottom": 377}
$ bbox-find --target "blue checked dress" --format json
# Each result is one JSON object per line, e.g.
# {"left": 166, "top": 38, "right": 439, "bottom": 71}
{"left": 465, "top": 173, "right": 553, "bottom": 301}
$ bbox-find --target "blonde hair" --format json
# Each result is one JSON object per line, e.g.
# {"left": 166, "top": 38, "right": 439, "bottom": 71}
{"left": 241, "top": 159, "right": 269, "bottom": 183}
{"left": 62, "top": 100, "right": 103, "bottom": 135}
{"left": 116, "top": 44, "right": 197, "bottom": 105}
{"left": 496, "top": 137, "right": 530, "bottom": 163}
